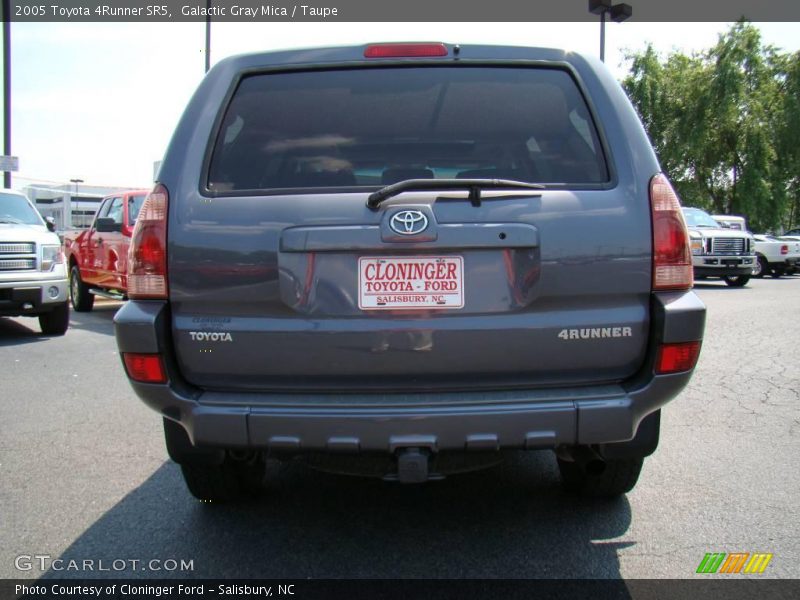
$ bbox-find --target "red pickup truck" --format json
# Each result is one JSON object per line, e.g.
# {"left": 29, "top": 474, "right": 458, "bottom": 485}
{"left": 64, "top": 190, "right": 148, "bottom": 311}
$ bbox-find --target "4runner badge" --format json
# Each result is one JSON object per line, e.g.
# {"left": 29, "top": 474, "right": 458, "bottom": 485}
{"left": 558, "top": 327, "right": 632, "bottom": 340}
{"left": 189, "top": 331, "right": 234, "bottom": 342}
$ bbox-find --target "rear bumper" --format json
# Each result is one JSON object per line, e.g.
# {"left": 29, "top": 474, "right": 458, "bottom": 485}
{"left": 114, "top": 291, "right": 706, "bottom": 452}
{"left": 122, "top": 375, "right": 694, "bottom": 452}
{"left": 0, "top": 277, "right": 69, "bottom": 316}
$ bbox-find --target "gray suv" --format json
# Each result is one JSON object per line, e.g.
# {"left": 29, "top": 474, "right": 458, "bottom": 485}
{"left": 114, "top": 43, "right": 706, "bottom": 501}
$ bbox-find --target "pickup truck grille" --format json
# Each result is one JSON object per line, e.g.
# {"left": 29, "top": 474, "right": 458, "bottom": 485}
{"left": 0, "top": 241, "right": 37, "bottom": 271}
{"left": 711, "top": 237, "right": 746, "bottom": 254}
{"left": 0, "top": 258, "right": 36, "bottom": 271}
{"left": 0, "top": 242, "right": 35, "bottom": 254}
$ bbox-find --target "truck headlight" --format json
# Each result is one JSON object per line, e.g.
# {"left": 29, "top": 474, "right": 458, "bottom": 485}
{"left": 41, "top": 245, "right": 64, "bottom": 272}
{"left": 690, "top": 238, "right": 704, "bottom": 255}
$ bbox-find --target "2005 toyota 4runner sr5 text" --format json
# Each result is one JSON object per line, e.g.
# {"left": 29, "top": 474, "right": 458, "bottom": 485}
{"left": 114, "top": 43, "right": 706, "bottom": 502}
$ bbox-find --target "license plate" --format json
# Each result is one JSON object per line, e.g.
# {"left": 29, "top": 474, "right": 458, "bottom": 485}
{"left": 358, "top": 256, "right": 464, "bottom": 310}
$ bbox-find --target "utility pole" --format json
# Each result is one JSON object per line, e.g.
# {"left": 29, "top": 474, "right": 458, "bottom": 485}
{"left": 3, "top": 0, "right": 11, "bottom": 189}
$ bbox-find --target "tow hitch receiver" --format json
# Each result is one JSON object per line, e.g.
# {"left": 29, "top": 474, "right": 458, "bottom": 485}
{"left": 396, "top": 447, "right": 430, "bottom": 483}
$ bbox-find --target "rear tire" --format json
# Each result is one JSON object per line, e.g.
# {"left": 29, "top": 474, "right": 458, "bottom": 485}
{"left": 180, "top": 463, "right": 243, "bottom": 503}
{"left": 557, "top": 453, "right": 644, "bottom": 497}
{"left": 164, "top": 418, "right": 263, "bottom": 502}
{"left": 723, "top": 275, "right": 750, "bottom": 287}
{"left": 70, "top": 265, "right": 95, "bottom": 312}
{"left": 38, "top": 303, "right": 69, "bottom": 336}
{"left": 180, "top": 455, "right": 266, "bottom": 503}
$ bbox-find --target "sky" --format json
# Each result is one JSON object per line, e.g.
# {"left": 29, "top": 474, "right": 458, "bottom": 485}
{"left": 5, "top": 21, "right": 800, "bottom": 191}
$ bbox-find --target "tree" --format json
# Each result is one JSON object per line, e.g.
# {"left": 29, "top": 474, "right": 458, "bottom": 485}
{"left": 775, "top": 51, "right": 800, "bottom": 228}
{"left": 623, "top": 21, "right": 793, "bottom": 232}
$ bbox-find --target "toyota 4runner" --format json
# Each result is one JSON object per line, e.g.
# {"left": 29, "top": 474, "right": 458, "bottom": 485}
{"left": 114, "top": 43, "right": 706, "bottom": 501}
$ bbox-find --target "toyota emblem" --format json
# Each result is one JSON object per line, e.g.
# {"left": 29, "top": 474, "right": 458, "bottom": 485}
{"left": 390, "top": 210, "right": 428, "bottom": 236}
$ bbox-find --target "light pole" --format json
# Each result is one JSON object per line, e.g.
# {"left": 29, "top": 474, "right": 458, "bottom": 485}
{"left": 589, "top": 0, "right": 632, "bottom": 63}
{"left": 69, "top": 178, "right": 83, "bottom": 197}
{"left": 205, "top": 0, "right": 211, "bottom": 73}
{"left": 68, "top": 178, "right": 82, "bottom": 230}
{"left": 3, "top": 0, "right": 11, "bottom": 189}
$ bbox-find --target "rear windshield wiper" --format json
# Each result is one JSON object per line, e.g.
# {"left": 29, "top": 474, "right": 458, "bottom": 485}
{"left": 366, "top": 178, "right": 545, "bottom": 209}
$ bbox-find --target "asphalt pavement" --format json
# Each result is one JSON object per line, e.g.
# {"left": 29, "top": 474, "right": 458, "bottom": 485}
{"left": 1, "top": 279, "right": 798, "bottom": 580}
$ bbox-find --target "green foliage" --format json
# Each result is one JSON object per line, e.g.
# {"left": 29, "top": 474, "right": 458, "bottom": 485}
{"left": 622, "top": 21, "right": 797, "bottom": 232}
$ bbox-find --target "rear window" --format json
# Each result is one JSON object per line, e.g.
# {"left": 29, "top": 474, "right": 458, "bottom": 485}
{"left": 207, "top": 66, "right": 609, "bottom": 193}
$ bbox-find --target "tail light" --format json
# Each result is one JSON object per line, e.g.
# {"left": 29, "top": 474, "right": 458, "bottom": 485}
{"left": 122, "top": 353, "right": 167, "bottom": 384}
{"left": 650, "top": 173, "right": 693, "bottom": 290}
{"left": 128, "top": 184, "right": 168, "bottom": 299}
{"left": 655, "top": 341, "right": 702, "bottom": 374}
{"left": 780, "top": 245, "right": 788, "bottom": 255}
{"left": 364, "top": 43, "right": 448, "bottom": 58}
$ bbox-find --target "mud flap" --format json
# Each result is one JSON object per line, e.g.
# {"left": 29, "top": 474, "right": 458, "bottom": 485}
{"left": 163, "top": 417, "right": 226, "bottom": 466}
{"left": 598, "top": 410, "right": 661, "bottom": 460}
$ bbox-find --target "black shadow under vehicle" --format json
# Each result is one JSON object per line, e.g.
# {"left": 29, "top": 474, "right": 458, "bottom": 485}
{"left": 114, "top": 43, "right": 706, "bottom": 501}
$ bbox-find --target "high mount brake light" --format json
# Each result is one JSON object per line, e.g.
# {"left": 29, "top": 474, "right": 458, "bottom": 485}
{"left": 127, "top": 184, "right": 169, "bottom": 299}
{"left": 364, "top": 43, "right": 448, "bottom": 58}
{"left": 650, "top": 173, "right": 693, "bottom": 291}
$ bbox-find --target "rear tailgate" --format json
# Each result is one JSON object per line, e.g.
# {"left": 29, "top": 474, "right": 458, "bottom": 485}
{"left": 168, "top": 59, "right": 652, "bottom": 392}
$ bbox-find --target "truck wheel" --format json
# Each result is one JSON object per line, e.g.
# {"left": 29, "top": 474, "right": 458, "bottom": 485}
{"left": 180, "top": 455, "right": 266, "bottom": 502}
{"left": 38, "top": 303, "right": 69, "bottom": 336}
{"left": 723, "top": 275, "right": 750, "bottom": 287}
{"left": 164, "top": 419, "right": 262, "bottom": 502}
{"left": 70, "top": 265, "right": 95, "bottom": 312}
{"left": 753, "top": 255, "right": 768, "bottom": 278}
{"left": 557, "top": 453, "right": 644, "bottom": 497}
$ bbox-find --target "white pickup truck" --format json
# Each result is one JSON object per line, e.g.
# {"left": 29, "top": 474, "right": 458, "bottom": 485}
{"left": 752, "top": 235, "right": 800, "bottom": 277}
{"left": 683, "top": 208, "right": 756, "bottom": 287}
{"left": 0, "top": 189, "right": 69, "bottom": 334}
